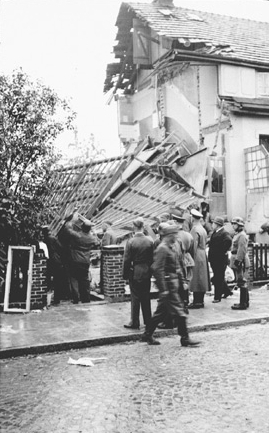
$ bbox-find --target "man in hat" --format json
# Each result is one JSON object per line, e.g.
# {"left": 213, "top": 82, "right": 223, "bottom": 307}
{"left": 123, "top": 217, "right": 154, "bottom": 329}
{"left": 230, "top": 217, "right": 250, "bottom": 310}
{"left": 141, "top": 224, "right": 200, "bottom": 346}
{"left": 188, "top": 209, "right": 211, "bottom": 308}
{"left": 208, "top": 216, "right": 233, "bottom": 303}
{"left": 65, "top": 219, "right": 100, "bottom": 303}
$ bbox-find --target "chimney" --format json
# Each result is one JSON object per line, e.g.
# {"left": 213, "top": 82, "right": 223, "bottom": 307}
{"left": 152, "top": 0, "right": 174, "bottom": 7}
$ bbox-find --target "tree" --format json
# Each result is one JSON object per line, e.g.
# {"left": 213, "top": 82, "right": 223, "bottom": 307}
{"left": 0, "top": 70, "right": 76, "bottom": 246}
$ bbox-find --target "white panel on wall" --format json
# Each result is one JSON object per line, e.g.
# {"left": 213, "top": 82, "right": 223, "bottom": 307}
{"left": 220, "top": 65, "right": 240, "bottom": 95}
{"left": 241, "top": 68, "right": 255, "bottom": 97}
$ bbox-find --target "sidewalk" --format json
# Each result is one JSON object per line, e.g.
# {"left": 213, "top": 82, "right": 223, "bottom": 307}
{"left": 0, "top": 285, "right": 268, "bottom": 359}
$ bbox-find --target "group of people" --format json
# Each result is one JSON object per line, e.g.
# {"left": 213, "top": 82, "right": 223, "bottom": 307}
{"left": 123, "top": 207, "right": 250, "bottom": 346}
{"left": 41, "top": 214, "right": 117, "bottom": 305}
{"left": 41, "top": 205, "right": 250, "bottom": 348}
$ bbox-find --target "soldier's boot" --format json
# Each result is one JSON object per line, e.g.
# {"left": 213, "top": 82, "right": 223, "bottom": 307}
{"left": 141, "top": 333, "right": 161, "bottom": 345}
{"left": 232, "top": 280, "right": 249, "bottom": 310}
{"left": 178, "top": 317, "right": 200, "bottom": 347}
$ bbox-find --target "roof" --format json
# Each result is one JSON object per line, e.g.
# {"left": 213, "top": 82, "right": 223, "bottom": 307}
{"left": 44, "top": 137, "right": 206, "bottom": 239}
{"left": 121, "top": 2, "right": 269, "bottom": 66}
{"left": 104, "top": 1, "right": 269, "bottom": 93}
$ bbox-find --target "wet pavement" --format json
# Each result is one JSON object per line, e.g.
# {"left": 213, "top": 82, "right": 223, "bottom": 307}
{"left": 0, "top": 285, "right": 269, "bottom": 358}
{"left": 1, "top": 323, "right": 269, "bottom": 433}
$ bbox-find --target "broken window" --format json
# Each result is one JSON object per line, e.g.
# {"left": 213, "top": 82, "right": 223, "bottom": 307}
{"left": 259, "top": 135, "right": 269, "bottom": 152}
{"left": 210, "top": 159, "right": 224, "bottom": 193}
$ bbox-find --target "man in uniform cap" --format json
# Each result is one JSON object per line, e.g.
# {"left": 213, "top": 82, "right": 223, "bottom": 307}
{"left": 141, "top": 224, "right": 200, "bottom": 346}
{"left": 208, "top": 216, "right": 232, "bottom": 303}
{"left": 123, "top": 217, "right": 154, "bottom": 329}
{"left": 230, "top": 217, "right": 250, "bottom": 310}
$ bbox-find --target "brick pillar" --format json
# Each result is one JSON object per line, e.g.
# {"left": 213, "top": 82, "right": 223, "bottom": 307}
{"left": 102, "top": 246, "right": 125, "bottom": 299}
{"left": 247, "top": 244, "right": 254, "bottom": 289}
{"left": 31, "top": 252, "right": 48, "bottom": 309}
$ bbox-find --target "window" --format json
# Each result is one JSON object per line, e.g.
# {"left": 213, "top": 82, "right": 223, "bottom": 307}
{"left": 244, "top": 145, "right": 269, "bottom": 190}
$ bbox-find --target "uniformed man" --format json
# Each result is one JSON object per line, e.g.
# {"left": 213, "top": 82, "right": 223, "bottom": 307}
{"left": 141, "top": 225, "right": 200, "bottom": 347}
{"left": 123, "top": 217, "right": 154, "bottom": 329}
{"left": 230, "top": 216, "right": 250, "bottom": 310}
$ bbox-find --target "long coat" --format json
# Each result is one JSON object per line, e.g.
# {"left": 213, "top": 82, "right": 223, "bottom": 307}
{"left": 189, "top": 222, "right": 211, "bottom": 293}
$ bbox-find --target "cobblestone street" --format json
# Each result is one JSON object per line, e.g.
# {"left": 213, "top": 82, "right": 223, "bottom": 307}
{"left": 1, "top": 323, "right": 269, "bottom": 433}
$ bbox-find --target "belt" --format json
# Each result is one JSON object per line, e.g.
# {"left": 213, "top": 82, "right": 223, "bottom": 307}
{"left": 165, "top": 275, "right": 178, "bottom": 280}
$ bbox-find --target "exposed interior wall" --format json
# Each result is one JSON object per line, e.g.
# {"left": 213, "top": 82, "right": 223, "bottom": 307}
{"left": 164, "top": 67, "right": 200, "bottom": 145}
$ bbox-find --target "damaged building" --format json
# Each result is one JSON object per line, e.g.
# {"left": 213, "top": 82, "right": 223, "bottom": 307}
{"left": 44, "top": 0, "right": 269, "bottom": 239}
{"left": 103, "top": 0, "right": 269, "bottom": 235}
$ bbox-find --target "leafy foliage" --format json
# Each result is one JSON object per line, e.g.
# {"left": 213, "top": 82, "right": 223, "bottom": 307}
{"left": 0, "top": 70, "right": 76, "bottom": 246}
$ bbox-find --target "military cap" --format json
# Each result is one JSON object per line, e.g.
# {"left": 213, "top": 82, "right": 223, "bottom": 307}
{"left": 191, "top": 209, "right": 203, "bottom": 219}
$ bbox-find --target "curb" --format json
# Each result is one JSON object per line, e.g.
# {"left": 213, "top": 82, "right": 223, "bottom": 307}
{"left": 0, "top": 316, "right": 268, "bottom": 360}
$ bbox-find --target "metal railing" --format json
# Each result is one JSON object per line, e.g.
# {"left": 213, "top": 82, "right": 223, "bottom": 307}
{"left": 252, "top": 243, "right": 269, "bottom": 282}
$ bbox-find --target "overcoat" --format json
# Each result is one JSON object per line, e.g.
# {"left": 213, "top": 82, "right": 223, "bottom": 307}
{"left": 189, "top": 222, "right": 211, "bottom": 293}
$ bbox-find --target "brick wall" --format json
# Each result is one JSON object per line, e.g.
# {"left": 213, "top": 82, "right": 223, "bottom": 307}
{"left": 102, "top": 246, "right": 126, "bottom": 299}
{"left": 31, "top": 252, "right": 48, "bottom": 309}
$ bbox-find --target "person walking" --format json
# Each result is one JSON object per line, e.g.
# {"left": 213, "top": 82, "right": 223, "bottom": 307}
{"left": 171, "top": 212, "right": 195, "bottom": 313}
{"left": 66, "top": 219, "right": 100, "bottom": 304}
{"left": 230, "top": 217, "right": 250, "bottom": 310}
{"left": 188, "top": 209, "right": 211, "bottom": 308}
{"left": 208, "top": 216, "right": 233, "bottom": 303}
{"left": 123, "top": 217, "right": 154, "bottom": 329}
{"left": 141, "top": 225, "right": 200, "bottom": 346}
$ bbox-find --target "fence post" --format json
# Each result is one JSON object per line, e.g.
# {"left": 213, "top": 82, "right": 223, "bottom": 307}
{"left": 248, "top": 243, "right": 254, "bottom": 289}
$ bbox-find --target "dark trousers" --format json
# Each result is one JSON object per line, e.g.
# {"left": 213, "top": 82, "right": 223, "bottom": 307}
{"left": 145, "top": 279, "right": 187, "bottom": 338}
{"left": 47, "top": 261, "right": 68, "bottom": 303}
{"left": 211, "top": 261, "right": 230, "bottom": 300}
{"left": 69, "top": 262, "right": 91, "bottom": 303}
{"left": 129, "top": 279, "right": 152, "bottom": 327}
